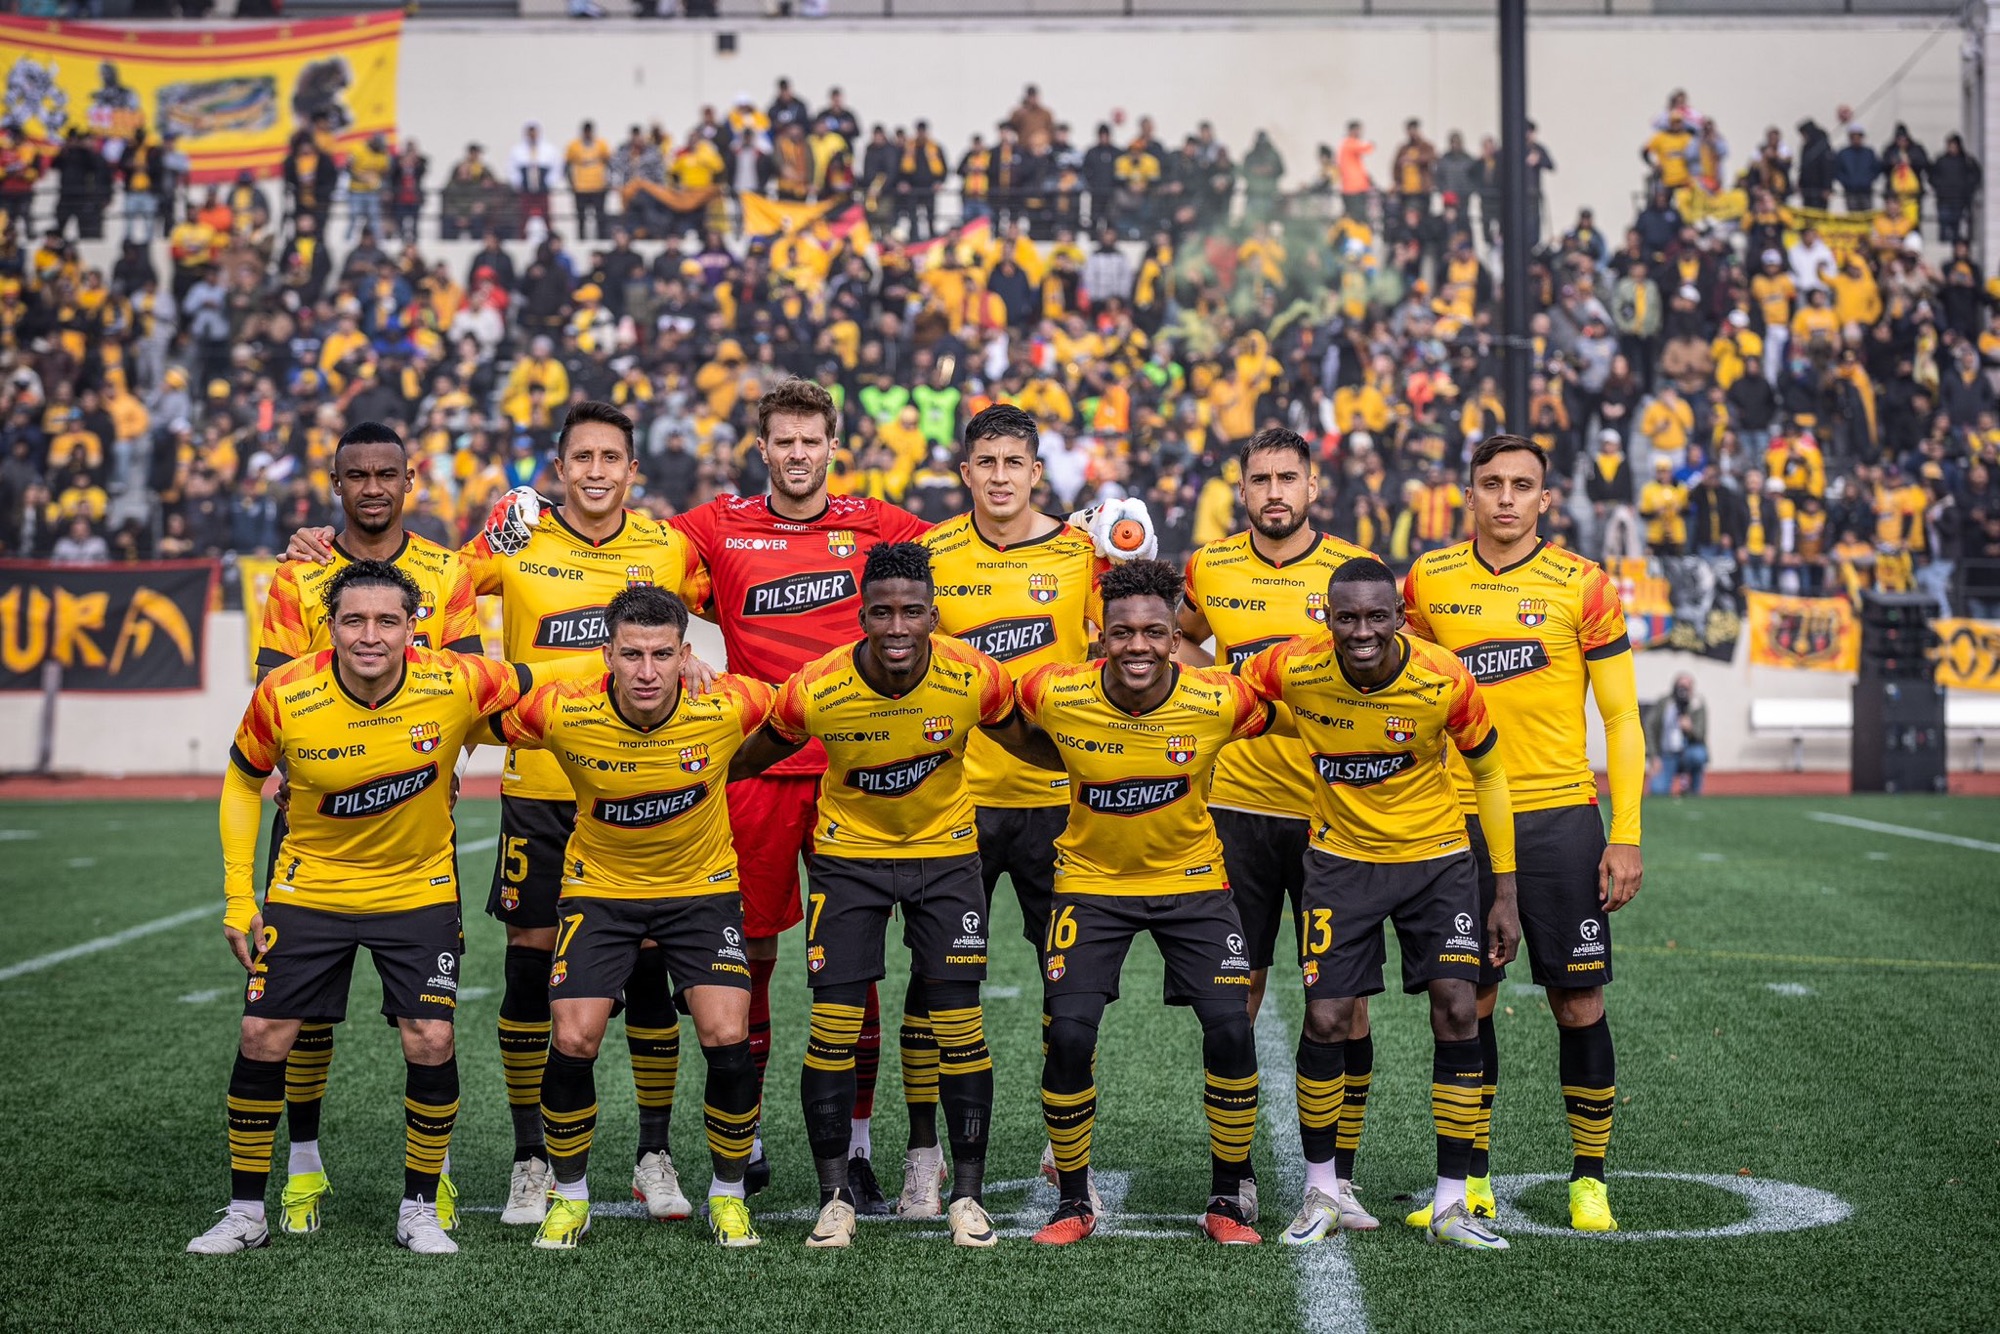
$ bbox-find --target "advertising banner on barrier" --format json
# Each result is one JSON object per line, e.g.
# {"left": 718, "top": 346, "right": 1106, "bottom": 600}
{"left": 1932, "top": 618, "right": 2000, "bottom": 693}
{"left": 1745, "top": 589, "right": 1860, "bottom": 673}
{"left": 0, "top": 14, "right": 402, "bottom": 183}
{"left": 0, "top": 560, "right": 216, "bottom": 691}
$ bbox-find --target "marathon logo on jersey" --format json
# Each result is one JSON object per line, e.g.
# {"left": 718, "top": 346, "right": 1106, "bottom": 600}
{"left": 1383, "top": 716, "right": 1416, "bottom": 744}
{"left": 410, "top": 721, "right": 442, "bottom": 754}
{"left": 627, "top": 564, "right": 654, "bottom": 587}
{"left": 1457, "top": 638, "right": 1552, "bottom": 684}
{"left": 1028, "top": 572, "right": 1059, "bottom": 604}
{"left": 317, "top": 763, "right": 439, "bottom": 818}
{"left": 957, "top": 615, "right": 1055, "bottom": 662}
{"left": 1080, "top": 775, "right": 1192, "bottom": 816}
{"left": 534, "top": 605, "right": 611, "bottom": 649}
{"left": 827, "top": 530, "right": 857, "bottom": 558}
{"left": 923, "top": 716, "right": 954, "bottom": 744}
{"left": 1305, "top": 591, "right": 1328, "bottom": 623}
{"left": 742, "top": 570, "right": 858, "bottom": 617}
{"left": 679, "top": 743, "right": 710, "bottom": 773}
{"left": 846, "top": 751, "right": 949, "bottom": 797}
{"left": 1518, "top": 597, "right": 1549, "bottom": 628}
{"left": 594, "top": 784, "right": 708, "bottom": 828}
{"left": 1165, "top": 735, "right": 1196, "bottom": 766}
{"left": 1226, "top": 635, "right": 1289, "bottom": 667}
{"left": 1312, "top": 751, "right": 1415, "bottom": 788}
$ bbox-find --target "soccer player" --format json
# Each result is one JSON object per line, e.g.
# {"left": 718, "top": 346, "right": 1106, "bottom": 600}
{"left": 1178, "top": 426, "right": 1375, "bottom": 1226}
{"left": 492, "top": 587, "right": 771, "bottom": 1250}
{"left": 255, "top": 421, "right": 484, "bottom": 1237}
{"left": 192, "top": 561, "right": 534, "bottom": 1256}
{"left": 1401, "top": 433, "right": 1644, "bottom": 1231}
{"left": 1016, "top": 559, "right": 1276, "bottom": 1247}
{"left": 1237, "top": 559, "right": 1521, "bottom": 1251}
{"left": 731, "top": 542, "right": 1051, "bottom": 1249}
{"left": 291, "top": 401, "right": 713, "bottom": 1226}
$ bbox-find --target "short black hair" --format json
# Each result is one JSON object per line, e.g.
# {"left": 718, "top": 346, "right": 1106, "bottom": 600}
{"left": 962, "top": 403, "right": 1039, "bottom": 458}
{"left": 1240, "top": 426, "right": 1311, "bottom": 472}
{"left": 1468, "top": 433, "right": 1548, "bottom": 481}
{"left": 324, "top": 558, "right": 420, "bottom": 619}
{"left": 557, "top": 400, "right": 635, "bottom": 459}
{"left": 861, "top": 541, "right": 933, "bottom": 594}
{"left": 334, "top": 420, "right": 405, "bottom": 459}
{"left": 1329, "top": 557, "right": 1397, "bottom": 590}
{"left": 1099, "top": 558, "right": 1182, "bottom": 617}
{"left": 605, "top": 585, "right": 689, "bottom": 638}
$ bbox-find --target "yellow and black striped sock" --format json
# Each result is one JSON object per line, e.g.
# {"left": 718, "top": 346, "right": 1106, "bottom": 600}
{"left": 1042, "top": 1008, "right": 1099, "bottom": 1204}
{"left": 701, "top": 1040, "right": 759, "bottom": 1184}
{"left": 1296, "top": 1034, "right": 1345, "bottom": 1172}
{"left": 403, "top": 1057, "right": 459, "bottom": 1202}
{"left": 929, "top": 981, "right": 993, "bottom": 1201}
{"left": 802, "top": 991, "right": 867, "bottom": 1198}
{"left": 1559, "top": 1015, "right": 1616, "bottom": 1181}
{"left": 499, "top": 944, "right": 553, "bottom": 1162}
{"left": 900, "top": 973, "right": 939, "bottom": 1150}
{"left": 226, "top": 1052, "right": 286, "bottom": 1204}
{"left": 625, "top": 947, "right": 681, "bottom": 1160}
{"left": 1335, "top": 1033, "right": 1371, "bottom": 1181}
{"left": 1200, "top": 1006, "right": 1259, "bottom": 1199}
{"left": 1432, "top": 1037, "right": 1484, "bottom": 1182}
{"left": 1469, "top": 1013, "right": 1498, "bottom": 1177}
{"left": 540, "top": 1048, "right": 597, "bottom": 1188}
{"left": 284, "top": 1023, "right": 335, "bottom": 1144}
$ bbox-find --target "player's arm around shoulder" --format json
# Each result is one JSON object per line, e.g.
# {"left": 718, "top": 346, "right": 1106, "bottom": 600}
{"left": 728, "top": 669, "right": 811, "bottom": 782}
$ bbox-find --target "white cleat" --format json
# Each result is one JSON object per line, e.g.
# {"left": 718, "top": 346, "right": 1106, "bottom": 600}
{"left": 187, "top": 1207, "right": 270, "bottom": 1255}
{"left": 501, "top": 1157, "right": 554, "bottom": 1226}
{"left": 948, "top": 1196, "right": 999, "bottom": 1248}
{"left": 1281, "top": 1188, "right": 1343, "bottom": 1247}
{"left": 633, "top": 1151, "right": 693, "bottom": 1221}
{"left": 898, "top": 1145, "right": 945, "bottom": 1219}
{"left": 1427, "top": 1199, "right": 1510, "bottom": 1251}
{"left": 1335, "top": 1181, "right": 1379, "bottom": 1231}
{"left": 396, "top": 1203, "right": 459, "bottom": 1254}
{"left": 805, "top": 1195, "right": 857, "bottom": 1249}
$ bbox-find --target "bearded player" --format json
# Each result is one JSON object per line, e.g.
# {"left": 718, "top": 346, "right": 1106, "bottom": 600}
{"left": 1402, "top": 434, "right": 1644, "bottom": 1232}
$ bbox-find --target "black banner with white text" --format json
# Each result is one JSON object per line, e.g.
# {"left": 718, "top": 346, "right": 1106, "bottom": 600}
{"left": 0, "top": 561, "right": 217, "bottom": 692}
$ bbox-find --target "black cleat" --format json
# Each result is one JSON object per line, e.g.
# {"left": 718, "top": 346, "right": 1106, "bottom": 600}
{"left": 848, "top": 1154, "right": 891, "bottom": 1215}
{"left": 744, "top": 1151, "right": 772, "bottom": 1197}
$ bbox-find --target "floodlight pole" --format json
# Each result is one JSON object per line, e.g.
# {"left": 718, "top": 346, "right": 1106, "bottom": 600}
{"left": 1499, "top": 0, "right": 1531, "bottom": 431}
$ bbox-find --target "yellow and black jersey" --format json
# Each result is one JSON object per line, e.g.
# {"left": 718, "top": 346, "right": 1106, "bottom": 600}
{"left": 497, "top": 673, "right": 774, "bottom": 898}
{"left": 1402, "top": 538, "right": 1636, "bottom": 839}
{"left": 1183, "top": 528, "right": 1375, "bottom": 821}
{"left": 1238, "top": 632, "right": 1502, "bottom": 865}
{"left": 228, "top": 648, "right": 531, "bottom": 914}
{"left": 921, "top": 513, "right": 1103, "bottom": 809}
{"left": 258, "top": 534, "right": 481, "bottom": 674}
{"left": 771, "top": 635, "right": 1016, "bottom": 858}
{"left": 460, "top": 509, "right": 711, "bottom": 801}
{"left": 1018, "top": 662, "right": 1272, "bottom": 897}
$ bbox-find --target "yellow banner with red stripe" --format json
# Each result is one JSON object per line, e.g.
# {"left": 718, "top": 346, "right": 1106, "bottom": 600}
{"left": 1745, "top": 589, "right": 1860, "bottom": 673}
{"left": 0, "top": 14, "right": 401, "bottom": 182}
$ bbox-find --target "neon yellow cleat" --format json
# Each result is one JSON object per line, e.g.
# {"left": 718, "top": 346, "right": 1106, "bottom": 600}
{"left": 708, "top": 1194, "right": 761, "bottom": 1248}
{"left": 1404, "top": 1197, "right": 1433, "bottom": 1229}
{"left": 1468, "top": 1175, "right": 1496, "bottom": 1219}
{"left": 531, "top": 1196, "right": 591, "bottom": 1250}
{"left": 436, "top": 1173, "right": 459, "bottom": 1232}
{"left": 1569, "top": 1177, "right": 1618, "bottom": 1231}
{"left": 280, "top": 1170, "right": 331, "bottom": 1235}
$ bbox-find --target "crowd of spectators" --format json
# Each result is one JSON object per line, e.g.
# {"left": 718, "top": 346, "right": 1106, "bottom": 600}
{"left": 1, "top": 79, "right": 1998, "bottom": 619}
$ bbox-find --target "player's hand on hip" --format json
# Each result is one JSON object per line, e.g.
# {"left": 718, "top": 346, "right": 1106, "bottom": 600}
{"left": 680, "top": 653, "right": 718, "bottom": 699}
{"left": 285, "top": 526, "right": 338, "bottom": 563}
{"left": 1600, "top": 842, "right": 1643, "bottom": 911}
{"left": 1487, "top": 871, "right": 1522, "bottom": 967}
{"left": 484, "top": 485, "right": 550, "bottom": 557}
{"left": 225, "top": 912, "right": 263, "bottom": 972}
{"left": 1069, "top": 497, "right": 1159, "bottom": 563}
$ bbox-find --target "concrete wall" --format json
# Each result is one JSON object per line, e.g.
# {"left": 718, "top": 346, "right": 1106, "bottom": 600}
{"left": 397, "top": 16, "right": 1962, "bottom": 239}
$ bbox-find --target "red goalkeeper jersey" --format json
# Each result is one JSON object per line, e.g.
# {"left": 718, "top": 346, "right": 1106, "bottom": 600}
{"left": 671, "top": 492, "right": 929, "bottom": 775}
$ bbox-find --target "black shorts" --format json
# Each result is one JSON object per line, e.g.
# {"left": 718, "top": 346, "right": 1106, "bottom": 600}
{"left": 976, "top": 805, "right": 1066, "bottom": 949}
{"left": 548, "top": 894, "right": 753, "bottom": 1007}
{"left": 246, "top": 900, "right": 464, "bottom": 1024}
{"left": 803, "top": 852, "right": 989, "bottom": 989}
{"left": 1041, "top": 889, "right": 1251, "bottom": 1008}
{"left": 1297, "top": 848, "right": 1482, "bottom": 999}
{"left": 485, "top": 796, "right": 576, "bottom": 930}
{"left": 1468, "top": 804, "right": 1612, "bottom": 990}
{"left": 1212, "top": 808, "right": 1311, "bottom": 972}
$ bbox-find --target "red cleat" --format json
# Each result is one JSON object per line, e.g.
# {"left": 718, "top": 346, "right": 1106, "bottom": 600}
{"left": 1033, "top": 1200, "right": 1097, "bottom": 1245}
{"left": 1203, "top": 1197, "right": 1263, "bottom": 1245}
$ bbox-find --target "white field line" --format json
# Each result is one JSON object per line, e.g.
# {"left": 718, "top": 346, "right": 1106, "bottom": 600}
{"left": 1805, "top": 811, "right": 2000, "bottom": 854}
{"left": 0, "top": 904, "right": 212, "bottom": 981}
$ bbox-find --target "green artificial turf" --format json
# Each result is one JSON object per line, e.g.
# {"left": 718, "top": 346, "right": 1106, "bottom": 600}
{"left": 0, "top": 795, "right": 1995, "bottom": 1332}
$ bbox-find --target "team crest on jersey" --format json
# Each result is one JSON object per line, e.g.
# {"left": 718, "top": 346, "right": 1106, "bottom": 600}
{"left": 626, "top": 564, "right": 654, "bottom": 587}
{"left": 1301, "top": 959, "right": 1320, "bottom": 987}
{"left": 1305, "top": 592, "right": 1328, "bottom": 623}
{"left": 923, "top": 716, "right": 954, "bottom": 744}
{"left": 679, "top": 744, "right": 710, "bottom": 773}
{"left": 1045, "top": 952, "right": 1066, "bottom": 982}
{"left": 410, "top": 721, "right": 442, "bottom": 754}
{"left": 1384, "top": 717, "right": 1417, "bottom": 744}
{"left": 245, "top": 975, "right": 266, "bottom": 1002}
{"left": 1517, "top": 598, "right": 1549, "bottom": 628}
{"left": 826, "top": 530, "right": 857, "bottom": 558}
{"left": 1028, "top": 572, "right": 1059, "bottom": 604}
{"left": 413, "top": 593, "right": 435, "bottom": 622}
{"left": 1165, "top": 735, "right": 1196, "bottom": 766}
{"left": 807, "top": 945, "right": 826, "bottom": 973}
{"left": 501, "top": 884, "right": 521, "bottom": 912}
{"left": 548, "top": 960, "right": 568, "bottom": 988}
